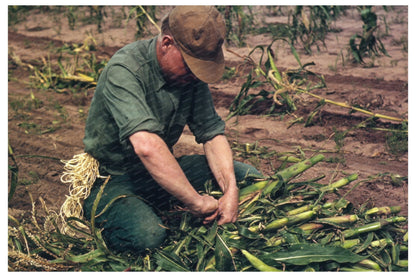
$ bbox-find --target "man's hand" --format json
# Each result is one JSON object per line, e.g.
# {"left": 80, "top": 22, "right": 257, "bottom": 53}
{"left": 203, "top": 187, "right": 239, "bottom": 225}
{"left": 188, "top": 194, "right": 219, "bottom": 217}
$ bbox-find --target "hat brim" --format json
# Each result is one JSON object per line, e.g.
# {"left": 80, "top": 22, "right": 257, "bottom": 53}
{"left": 180, "top": 47, "right": 225, "bottom": 84}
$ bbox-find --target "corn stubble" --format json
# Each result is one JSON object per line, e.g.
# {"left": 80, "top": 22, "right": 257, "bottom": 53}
{"left": 8, "top": 154, "right": 407, "bottom": 271}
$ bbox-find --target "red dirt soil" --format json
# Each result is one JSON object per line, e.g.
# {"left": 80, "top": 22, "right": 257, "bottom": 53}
{"left": 8, "top": 6, "right": 408, "bottom": 221}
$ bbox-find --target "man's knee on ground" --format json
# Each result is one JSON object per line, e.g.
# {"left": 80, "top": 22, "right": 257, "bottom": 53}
{"left": 98, "top": 197, "right": 167, "bottom": 253}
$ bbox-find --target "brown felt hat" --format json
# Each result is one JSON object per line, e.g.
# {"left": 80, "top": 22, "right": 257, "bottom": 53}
{"left": 168, "top": 6, "right": 226, "bottom": 84}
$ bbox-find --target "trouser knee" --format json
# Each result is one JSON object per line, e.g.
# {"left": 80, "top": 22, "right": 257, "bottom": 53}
{"left": 84, "top": 179, "right": 167, "bottom": 253}
{"left": 98, "top": 197, "right": 166, "bottom": 253}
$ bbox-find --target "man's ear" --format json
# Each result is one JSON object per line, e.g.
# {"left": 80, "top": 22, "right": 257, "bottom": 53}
{"left": 161, "top": 35, "right": 175, "bottom": 51}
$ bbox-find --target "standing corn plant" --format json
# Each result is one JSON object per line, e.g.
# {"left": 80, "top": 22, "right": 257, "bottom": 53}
{"left": 127, "top": 6, "right": 159, "bottom": 39}
{"left": 288, "top": 6, "right": 345, "bottom": 54}
{"left": 349, "top": 6, "right": 390, "bottom": 64}
{"left": 65, "top": 6, "right": 78, "bottom": 31}
{"left": 88, "top": 6, "right": 107, "bottom": 33}
{"left": 216, "top": 6, "right": 255, "bottom": 47}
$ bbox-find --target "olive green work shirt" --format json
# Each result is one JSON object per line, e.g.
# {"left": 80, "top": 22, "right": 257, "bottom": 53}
{"left": 83, "top": 36, "right": 225, "bottom": 176}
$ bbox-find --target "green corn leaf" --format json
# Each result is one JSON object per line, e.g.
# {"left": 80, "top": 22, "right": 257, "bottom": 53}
{"left": 354, "top": 232, "right": 374, "bottom": 254}
{"left": 392, "top": 242, "right": 400, "bottom": 265}
{"left": 173, "top": 234, "right": 191, "bottom": 257}
{"left": 260, "top": 243, "right": 367, "bottom": 266}
{"left": 8, "top": 144, "right": 19, "bottom": 201}
{"left": 237, "top": 224, "right": 262, "bottom": 240}
{"left": 206, "top": 220, "right": 218, "bottom": 244}
{"left": 154, "top": 250, "right": 190, "bottom": 272}
{"left": 53, "top": 248, "right": 106, "bottom": 264}
{"left": 215, "top": 233, "right": 235, "bottom": 271}
{"left": 290, "top": 44, "right": 302, "bottom": 67}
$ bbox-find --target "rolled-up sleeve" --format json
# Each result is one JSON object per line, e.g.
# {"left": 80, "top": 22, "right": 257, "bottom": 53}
{"left": 102, "top": 65, "right": 164, "bottom": 142}
{"left": 188, "top": 83, "right": 225, "bottom": 144}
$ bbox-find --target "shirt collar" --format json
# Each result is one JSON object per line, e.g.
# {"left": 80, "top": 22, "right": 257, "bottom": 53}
{"left": 148, "top": 36, "right": 167, "bottom": 91}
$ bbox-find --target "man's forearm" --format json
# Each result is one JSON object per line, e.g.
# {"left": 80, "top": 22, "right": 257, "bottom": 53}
{"left": 203, "top": 135, "right": 239, "bottom": 225}
{"left": 129, "top": 131, "right": 203, "bottom": 208}
{"left": 204, "top": 135, "right": 238, "bottom": 195}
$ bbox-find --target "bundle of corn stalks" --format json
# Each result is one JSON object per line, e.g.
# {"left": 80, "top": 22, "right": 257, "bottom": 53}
{"left": 8, "top": 154, "right": 407, "bottom": 271}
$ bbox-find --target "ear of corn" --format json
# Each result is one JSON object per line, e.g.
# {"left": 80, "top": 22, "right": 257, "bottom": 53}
{"left": 342, "top": 217, "right": 406, "bottom": 238}
{"left": 250, "top": 210, "right": 317, "bottom": 232}
{"left": 316, "top": 214, "right": 359, "bottom": 224}
{"left": 241, "top": 250, "right": 282, "bottom": 271}
{"left": 365, "top": 206, "right": 401, "bottom": 216}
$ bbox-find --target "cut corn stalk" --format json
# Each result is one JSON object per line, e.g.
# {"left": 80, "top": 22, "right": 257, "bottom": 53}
{"left": 396, "top": 260, "right": 408, "bottom": 268}
{"left": 250, "top": 210, "right": 317, "bottom": 232}
{"left": 286, "top": 204, "right": 314, "bottom": 216}
{"left": 357, "top": 259, "right": 382, "bottom": 271}
{"left": 238, "top": 180, "right": 269, "bottom": 202}
{"left": 316, "top": 214, "right": 359, "bottom": 224}
{"left": 365, "top": 206, "right": 401, "bottom": 216}
{"left": 342, "top": 217, "right": 407, "bottom": 238}
{"left": 266, "top": 237, "right": 285, "bottom": 247}
{"left": 321, "top": 173, "right": 358, "bottom": 192}
{"left": 301, "top": 90, "right": 407, "bottom": 123}
{"left": 331, "top": 239, "right": 361, "bottom": 249}
{"left": 239, "top": 154, "right": 325, "bottom": 201}
{"left": 298, "top": 222, "right": 324, "bottom": 233}
{"left": 370, "top": 238, "right": 393, "bottom": 247}
{"left": 273, "top": 154, "right": 325, "bottom": 182}
{"left": 277, "top": 155, "right": 302, "bottom": 163}
{"left": 241, "top": 250, "right": 282, "bottom": 272}
{"left": 260, "top": 179, "right": 281, "bottom": 197}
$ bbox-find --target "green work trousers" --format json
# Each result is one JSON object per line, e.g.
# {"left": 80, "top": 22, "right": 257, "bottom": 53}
{"left": 84, "top": 155, "right": 261, "bottom": 254}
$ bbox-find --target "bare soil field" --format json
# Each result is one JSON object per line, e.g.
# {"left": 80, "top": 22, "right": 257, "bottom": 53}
{"left": 8, "top": 5, "right": 408, "bottom": 225}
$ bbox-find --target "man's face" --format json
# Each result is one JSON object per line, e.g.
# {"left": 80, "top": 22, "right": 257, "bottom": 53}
{"left": 159, "top": 36, "right": 198, "bottom": 86}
